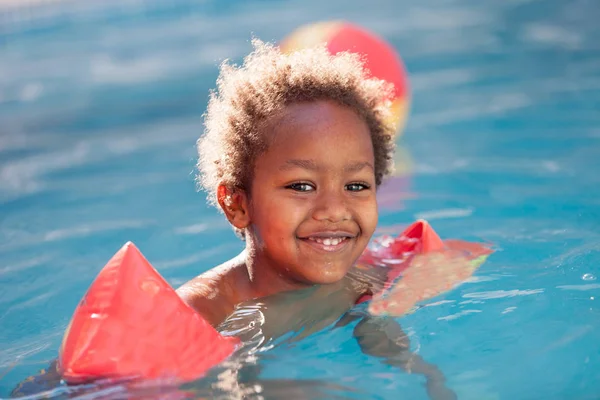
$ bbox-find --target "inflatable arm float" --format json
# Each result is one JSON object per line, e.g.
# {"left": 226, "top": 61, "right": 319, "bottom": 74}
{"left": 57, "top": 242, "right": 240, "bottom": 384}
{"left": 57, "top": 220, "right": 492, "bottom": 384}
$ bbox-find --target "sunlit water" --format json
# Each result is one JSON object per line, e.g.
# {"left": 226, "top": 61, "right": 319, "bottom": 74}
{"left": 1, "top": 0, "right": 600, "bottom": 399}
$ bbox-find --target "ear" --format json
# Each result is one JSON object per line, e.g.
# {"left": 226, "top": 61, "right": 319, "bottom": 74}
{"left": 217, "top": 184, "right": 251, "bottom": 230}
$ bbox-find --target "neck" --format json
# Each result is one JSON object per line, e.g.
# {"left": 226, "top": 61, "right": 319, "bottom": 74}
{"left": 241, "top": 244, "right": 311, "bottom": 300}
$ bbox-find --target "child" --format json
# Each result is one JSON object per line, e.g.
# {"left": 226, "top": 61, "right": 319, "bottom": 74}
{"left": 176, "top": 39, "right": 469, "bottom": 400}
{"left": 175, "top": 38, "right": 395, "bottom": 327}
{"left": 12, "top": 39, "right": 475, "bottom": 400}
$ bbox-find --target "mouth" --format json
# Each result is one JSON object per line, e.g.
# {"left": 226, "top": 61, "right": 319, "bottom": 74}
{"left": 298, "top": 233, "right": 356, "bottom": 253}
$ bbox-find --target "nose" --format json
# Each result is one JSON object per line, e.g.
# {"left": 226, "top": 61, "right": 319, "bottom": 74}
{"left": 311, "top": 188, "right": 351, "bottom": 223}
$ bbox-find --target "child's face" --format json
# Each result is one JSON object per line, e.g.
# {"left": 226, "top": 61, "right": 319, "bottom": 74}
{"left": 246, "top": 100, "right": 378, "bottom": 285}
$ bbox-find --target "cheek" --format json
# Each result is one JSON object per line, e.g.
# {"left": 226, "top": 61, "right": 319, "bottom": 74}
{"left": 361, "top": 199, "right": 379, "bottom": 236}
{"left": 249, "top": 192, "right": 305, "bottom": 237}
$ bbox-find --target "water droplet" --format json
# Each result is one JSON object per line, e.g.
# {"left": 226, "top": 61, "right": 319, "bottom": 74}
{"left": 582, "top": 273, "right": 596, "bottom": 281}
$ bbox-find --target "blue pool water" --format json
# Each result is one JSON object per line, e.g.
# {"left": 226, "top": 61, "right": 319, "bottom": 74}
{"left": 1, "top": 0, "right": 600, "bottom": 398}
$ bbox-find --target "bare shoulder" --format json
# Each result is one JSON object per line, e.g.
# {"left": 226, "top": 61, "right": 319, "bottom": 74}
{"left": 176, "top": 254, "right": 247, "bottom": 327}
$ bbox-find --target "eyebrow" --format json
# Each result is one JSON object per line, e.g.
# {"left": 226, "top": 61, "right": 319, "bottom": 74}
{"left": 279, "top": 159, "right": 319, "bottom": 171}
{"left": 278, "top": 159, "right": 374, "bottom": 173}
{"left": 344, "top": 161, "right": 374, "bottom": 173}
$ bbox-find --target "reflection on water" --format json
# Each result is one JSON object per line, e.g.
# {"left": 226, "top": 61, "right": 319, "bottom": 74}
{"left": 10, "top": 361, "right": 366, "bottom": 400}
{"left": 2, "top": 0, "right": 600, "bottom": 398}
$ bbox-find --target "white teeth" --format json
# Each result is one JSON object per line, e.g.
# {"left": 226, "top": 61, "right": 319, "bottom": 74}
{"left": 308, "top": 237, "right": 345, "bottom": 246}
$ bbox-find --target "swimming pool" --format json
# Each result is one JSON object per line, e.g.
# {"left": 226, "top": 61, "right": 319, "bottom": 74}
{"left": 1, "top": 0, "right": 599, "bottom": 398}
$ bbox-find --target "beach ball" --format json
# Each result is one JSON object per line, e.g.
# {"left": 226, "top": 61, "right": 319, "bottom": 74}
{"left": 280, "top": 21, "right": 410, "bottom": 137}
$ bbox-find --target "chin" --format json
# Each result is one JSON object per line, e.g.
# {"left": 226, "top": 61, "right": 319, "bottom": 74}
{"left": 315, "top": 276, "right": 346, "bottom": 285}
{"left": 304, "top": 268, "right": 349, "bottom": 285}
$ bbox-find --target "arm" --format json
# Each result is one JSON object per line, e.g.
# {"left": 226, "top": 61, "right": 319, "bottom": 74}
{"left": 351, "top": 315, "right": 457, "bottom": 400}
{"left": 176, "top": 279, "right": 234, "bottom": 328}
{"left": 339, "top": 250, "right": 490, "bottom": 399}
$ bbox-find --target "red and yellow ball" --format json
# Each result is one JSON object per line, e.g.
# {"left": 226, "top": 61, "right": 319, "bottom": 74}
{"left": 280, "top": 20, "right": 411, "bottom": 138}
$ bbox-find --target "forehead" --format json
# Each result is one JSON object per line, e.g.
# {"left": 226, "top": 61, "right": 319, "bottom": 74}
{"left": 261, "top": 100, "right": 374, "bottom": 164}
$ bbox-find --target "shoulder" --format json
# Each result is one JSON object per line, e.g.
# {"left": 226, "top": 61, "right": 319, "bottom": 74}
{"left": 175, "top": 256, "right": 246, "bottom": 327}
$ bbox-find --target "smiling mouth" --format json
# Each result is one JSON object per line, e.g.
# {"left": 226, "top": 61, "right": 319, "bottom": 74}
{"left": 298, "top": 235, "right": 355, "bottom": 252}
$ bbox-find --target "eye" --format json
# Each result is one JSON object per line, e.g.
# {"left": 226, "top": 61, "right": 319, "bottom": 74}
{"left": 286, "top": 182, "right": 315, "bottom": 192}
{"left": 345, "top": 182, "right": 371, "bottom": 192}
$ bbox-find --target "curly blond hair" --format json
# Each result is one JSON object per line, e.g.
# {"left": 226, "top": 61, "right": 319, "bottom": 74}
{"left": 197, "top": 39, "right": 397, "bottom": 209}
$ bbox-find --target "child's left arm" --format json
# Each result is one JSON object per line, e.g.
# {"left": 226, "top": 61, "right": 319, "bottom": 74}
{"left": 344, "top": 314, "right": 457, "bottom": 400}
{"left": 336, "top": 246, "right": 492, "bottom": 400}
